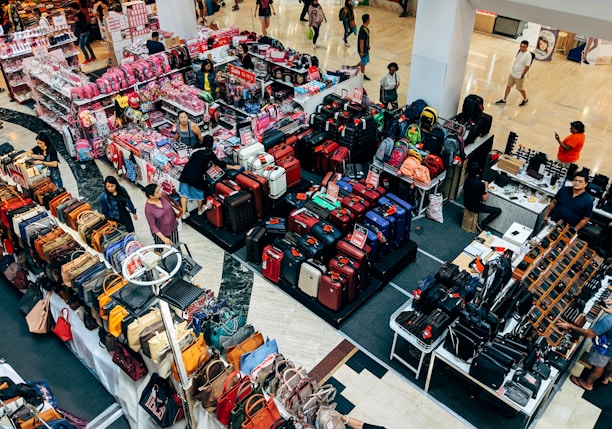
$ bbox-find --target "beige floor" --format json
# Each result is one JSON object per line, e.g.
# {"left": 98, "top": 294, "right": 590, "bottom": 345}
{"left": 1, "top": 2, "right": 609, "bottom": 428}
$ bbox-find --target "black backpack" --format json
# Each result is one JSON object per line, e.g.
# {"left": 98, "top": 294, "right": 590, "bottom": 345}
{"left": 421, "top": 128, "right": 445, "bottom": 155}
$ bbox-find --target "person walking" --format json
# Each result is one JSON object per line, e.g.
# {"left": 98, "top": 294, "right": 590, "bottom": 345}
{"left": 555, "top": 121, "right": 585, "bottom": 165}
{"left": 299, "top": 0, "right": 312, "bottom": 22}
{"left": 463, "top": 162, "right": 501, "bottom": 232}
{"left": 340, "top": 0, "right": 355, "bottom": 47}
{"left": 254, "top": 0, "right": 275, "bottom": 37}
{"left": 99, "top": 176, "right": 138, "bottom": 233}
{"left": 308, "top": 0, "right": 326, "bottom": 51}
{"left": 495, "top": 40, "right": 532, "bottom": 106}
{"left": 557, "top": 300, "right": 612, "bottom": 391}
{"left": 380, "top": 62, "right": 400, "bottom": 110}
{"left": 69, "top": 2, "right": 96, "bottom": 64}
{"left": 356, "top": 14, "right": 371, "bottom": 80}
{"left": 144, "top": 184, "right": 180, "bottom": 246}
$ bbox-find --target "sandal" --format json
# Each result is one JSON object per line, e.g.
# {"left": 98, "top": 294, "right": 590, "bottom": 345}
{"left": 570, "top": 375, "right": 592, "bottom": 391}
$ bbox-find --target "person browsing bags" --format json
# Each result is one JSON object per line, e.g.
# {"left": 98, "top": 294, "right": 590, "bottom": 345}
{"left": 176, "top": 111, "right": 203, "bottom": 148}
{"left": 495, "top": 40, "right": 532, "bottom": 106}
{"left": 99, "top": 176, "right": 138, "bottom": 233}
{"left": 555, "top": 121, "right": 585, "bottom": 165}
{"left": 144, "top": 184, "right": 179, "bottom": 246}
{"left": 380, "top": 62, "right": 400, "bottom": 110}
{"left": 26, "top": 132, "right": 63, "bottom": 188}
{"left": 542, "top": 170, "right": 593, "bottom": 231}
{"left": 463, "top": 162, "right": 501, "bottom": 232}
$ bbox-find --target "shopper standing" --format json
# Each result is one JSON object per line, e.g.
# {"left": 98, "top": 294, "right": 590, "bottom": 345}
{"left": 195, "top": 59, "right": 218, "bottom": 99}
{"left": 356, "top": 14, "right": 371, "bottom": 80}
{"left": 100, "top": 176, "right": 138, "bottom": 233}
{"left": 340, "top": 0, "right": 355, "bottom": 47}
{"left": 308, "top": 0, "right": 326, "bottom": 51}
{"left": 379, "top": 62, "right": 400, "bottom": 110}
{"left": 542, "top": 171, "right": 593, "bottom": 231}
{"left": 34, "top": 9, "right": 50, "bottom": 29}
{"left": 299, "top": 0, "right": 312, "bottom": 22}
{"left": 146, "top": 31, "right": 165, "bottom": 55}
{"left": 239, "top": 43, "right": 254, "bottom": 70}
{"left": 26, "top": 132, "right": 63, "bottom": 189}
{"left": 144, "top": 184, "right": 179, "bottom": 246}
{"left": 555, "top": 121, "right": 585, "bottom": 165}
{"left": 176, "top": 111, "right": 203, "bottom": 148}
{"left": 463, "top": 162, "right": 501, "bottom": 232}
{"left": 495, "top": 40, "right": 532, "bottom": 106}
{"left": 254, "top": 0, "right": 275, "bottom": 37}
{"left": 557, "top": 301, "right": 612, "bottom": 391}
{"left": 69, "top": 2, "right": 96, "bottom": 64}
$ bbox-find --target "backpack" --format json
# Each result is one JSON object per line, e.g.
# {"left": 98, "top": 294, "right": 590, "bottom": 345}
{"left": 440, "top": 138, "right": 461, "bottom": 168}
{"left": 399, "top": 155, "right": 421, "bottom": 178}
{"left": 413, "top": 165, "right": 431, "bottom": 186}
{"left": 404, "top": 123, "right": 422, "bottom": 146}
{"left": 338, "top": 6, "right": 347, "bottom": 21}
{"left": 75, "top": 139, "right": 93, "bottom": 162}
{"left": 404, "top": 99, "right": 428, "bottom": 124}
{"left": 384, "top": 117, "right": 401, "bottom": 140}
{"left": 420, "top": 106, "right": 438, "bottom": 133}
{"left": 387, "top": 145, "right": 409, "bottom": 168}
{"left": 422, "top": 154, "right": 445, "bottom": 178}
{"left": 421, "top": 127, "right": 445, "bottom": 155}
{"left": 375, "top": 137, "right": 394, "bottom": 163}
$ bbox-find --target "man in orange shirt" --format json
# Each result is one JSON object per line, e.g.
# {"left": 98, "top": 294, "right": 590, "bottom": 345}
{"left": 555, "top": 121, "right": 585, "bottom": 165}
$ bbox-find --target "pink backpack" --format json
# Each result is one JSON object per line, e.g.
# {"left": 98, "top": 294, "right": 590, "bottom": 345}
{"left": 399, "top": 155, "right": 421, "bottom": 178}
{"left": 387, "top": 145, "right": 408, "bottom": 168}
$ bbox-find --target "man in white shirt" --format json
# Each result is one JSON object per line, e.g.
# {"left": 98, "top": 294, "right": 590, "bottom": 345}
{"left": 495, "top": 40, "right": 533, "bottom": 107}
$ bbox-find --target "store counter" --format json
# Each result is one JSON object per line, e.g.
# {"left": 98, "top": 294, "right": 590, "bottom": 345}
{"left": 486, "top": 181, "right": 549, "bottom": 233}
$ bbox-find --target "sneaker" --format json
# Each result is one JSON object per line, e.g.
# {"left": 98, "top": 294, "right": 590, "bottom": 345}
{"left": 495, "top": 99, "right": 506, "bottom": 104}
{"left": 519, "top": 99, "right": 528, "bottom": 106}
{"left": 181, "top": 212, "right": 190, "bottom": 220}
{"left": 197, "top": 207, "right": 206, "bottom": 216}
{"left": 232, "top": 5, "right": 239, "bottom": 10}
{"left": 364, "top": 75, "right": 371, "bottom": 81}
{"left": 82, "top": 59, "right": 92, "bottom": 65}
{"left": 344, "top": 42, "right": 350, "bottom": 47}
{"left": 312, "top": 44, "right": 317, "bottom": 50}
{"left": 300, "top": 18, "right": 308, "bottom": 22}
{"left": 582, "top": 60, "right": 590, "bottom": 65}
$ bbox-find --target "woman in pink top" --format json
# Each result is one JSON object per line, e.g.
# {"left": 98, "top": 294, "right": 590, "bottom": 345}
{"left": 144, "top": 184, "right": 179, "bottom": 246}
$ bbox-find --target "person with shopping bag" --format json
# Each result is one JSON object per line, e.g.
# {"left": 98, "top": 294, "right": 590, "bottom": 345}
{"left": 308, "top": 0, "right": 327, "bottom": 50}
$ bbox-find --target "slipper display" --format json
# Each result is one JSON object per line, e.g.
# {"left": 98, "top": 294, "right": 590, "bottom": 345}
{"left": 571, "top": 375, "right": 593, "bottom": 391}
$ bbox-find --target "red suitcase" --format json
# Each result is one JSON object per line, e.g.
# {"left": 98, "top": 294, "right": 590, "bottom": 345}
{"left": 205, "top": 195, "right": 224, "bottom": 228}
{"left": 329, "top": 208, "right": 355, "bottom": 235}
{"left": 341, "top": 194, "right": 371, "bottom": 222}
{"left": 276, "top": 156, "right": 302, "bottom": 189}
{"left": 336, "top": 238, "right": 371, "bottom": 286}
{"left": 331, "top": 146, "right": 350, "bottom": 174}
{"left": 235, "top": 171, "right": 270, "bottom": 218}
{"left": 318, "top": 271, "right": 347, "bottom": 311}
{"left": 315, "top": 140, "right": 340, "bottom": 174}
{"left": 215, "top": 179, "right": 242, "bottom": 197}
{"left": 262, "top": 245, "right": 284, "bottom": 283}
{"left": 287, "top": 208, "right": 320, "bottom": 235}
{"left": 269, "top": 144, "right": 295, "bottom": 161}
{"left": 352, "top": 181, "right": 386, "bottom": 205}
{"left": 329, "top": 254, "right": 361, "bottom": 301}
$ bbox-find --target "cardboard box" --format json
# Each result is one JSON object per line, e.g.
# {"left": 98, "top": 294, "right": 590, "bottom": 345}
{"left": 474, "top": 11, "right": 497, "bottom": 33}
{"left": 462, "top": 209, "right": 479, "bottom": 233}
{"left": 164, "top": 36, "right": 180, "bottom": 48}
{"left": 503, "top": 222, "right": 533, "bottom": 247}
{"left": 498, "top": 155, "right": 524, "bottom": 176}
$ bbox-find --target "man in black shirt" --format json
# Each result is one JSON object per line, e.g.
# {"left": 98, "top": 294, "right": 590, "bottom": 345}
{"left": 147, "top": 32, "right": 166, "bottom": 55}
{"left": 463, "top": 162, "right": 501, "bottom": 231}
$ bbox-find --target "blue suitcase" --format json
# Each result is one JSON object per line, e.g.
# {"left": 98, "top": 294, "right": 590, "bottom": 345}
{"left": 310, "top": 220, "right": 343, "bottom": 263}
{"left": 297, "top": 234, "right": 327, "bottom": 262}
{"left": 372, "top": 205, "right": 401, "bottom": 249}
{"left": 351, "top": 223, "right": 381, "bottom": 261}
{"left": 337, "top": 177, "right": 355, "bottom": 195}
{"left": 378, "top": 196, "right": 409, "bottom": 244}
{"left": 281, "top": 246, "right": 307, "bottom": 286}
{"left": 364, "top": 211, "right": 392, "bottom": 257}
{"left": 379, "top": 193, "right": 412, "bottom": 242}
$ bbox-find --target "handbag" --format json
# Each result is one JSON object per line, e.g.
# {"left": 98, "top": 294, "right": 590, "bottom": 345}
{"left": 126, "top": 308, "right": 162, "bottom": 352}
{"left": 112, "top": 341, "right": 148, "bottom": 381}
{"left": 240, "top": 338, "right": 279, "bottom": 376}
{"left": 52, "top": 308, "right": 72, "bottom": 342}
{"left": 148, "top": 321, "right": 189, "bottom": 363}
{"left": 316, "top": 404, "right": 345, "bottom": 429}
{"left": 138, "top": 374, "right": 185, "bottom": 428}
{"left": 230, "top": 389, "right": 264, "bottom": 429}
{"left": 241, "top": 394, "right": 281, "bottom": 429}
{"left": 216, "top": 372, "right": 251, "bottom": 425}
{"left": 156, "top": 328, "right": 195, "bottom": 378}
{"left": 220, "top": 324, "right": 255, "bottom": 355}
{"left": 108, "top": 305, "right": 129, "bottom": 337}
{"left": 192, "top": 357, "right": 233, "bottom": 411}
{"left": 226, "top": 331, "right": 265, "bottom": 371}
{"left": 97, "top": 273, "right": 128, "bottom": 319}
{"left": 171, "top": 333, "right": 211, "bottom": 380}
{"left": 19, "top": 282, "right": 43, "bottom": 315}
{"left": 26, "top": 291, "right": 53, "bottom": 334}
{"left": 15, "top": 408, "right": 64, "bottom": 429}
{"left": 307, "top": 26, "right": 314, "bottom": 40}
{"left": 208, "top": 309, "right": 247, "bottom": 350}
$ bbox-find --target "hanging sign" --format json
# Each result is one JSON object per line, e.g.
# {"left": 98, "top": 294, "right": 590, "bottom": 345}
{"left": 365, "top": 165, "right": 381, "bottom": 188}
{"left": 535, "top": 27, "right": 559, "bottom": 61}
{"left": 227, "top": 64, "right": 256, "bottom": 84}
{"left": 349, "top": 224, "right": 368, "bottom": 249}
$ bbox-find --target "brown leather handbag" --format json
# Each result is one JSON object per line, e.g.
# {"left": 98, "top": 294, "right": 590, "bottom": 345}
{"left": 41, "top": 232, "right": 74, "bottom": 261}
{"left": 33, "top": 227, "right": 65, "bottom": 261}
{"left": 77, "top": 210, "right": 106, "bottom": 242}
{"left": 60, "top": 251, "right": 100, "bottom": 286}
{"left": 32, "top": 178, "right": 57, "bottom": 205}
{"left": 48, "top": 192, "right": 72, "bottom": 217}
{"left": 192, "top": 357, "right": 233, "bottom": 411}
{"left": 90, "top": 221, "right": 119, "bottom": 253}
{"left": 172, "top": 333, "right": 211, "bottom": 380}
{"left": 97, "top": 273, "right": 128, "bottom": 319}
{"left": 66, "top": 202, "right": 92, "bottom": 230}
{"left": 226, "top": 331, "right": 264, "bottom": 371}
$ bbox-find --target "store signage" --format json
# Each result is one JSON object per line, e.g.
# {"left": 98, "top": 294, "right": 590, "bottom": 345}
{"left": 227, "top": 64, "right": 256, "bottom": 84}
{"left": 365, "top": 165, "right": 381, "bottom": 188}
{"left": 53, "top": 14, "right": 67, "bottom": 27}
{"left": 350, "top": 224, "right": 368, "bottom": 249}
{"left": 32, "top": 45, "right": 48, "bottom": 57}
{"left": 6, "top": 163, "right": 27, "bottom": 189}
{"left": 353, "top": 87, "right": 363, "bottom": 103}
{"left": 326, "top": 181, "right": 339, "bottom": 202}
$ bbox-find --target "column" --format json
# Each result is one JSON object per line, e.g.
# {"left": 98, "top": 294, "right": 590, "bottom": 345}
{"left": 407, "top": 0, "right": 475, "bottom": 119}
{"left": 156, "top": 0, "right": 198, "bottom": 40}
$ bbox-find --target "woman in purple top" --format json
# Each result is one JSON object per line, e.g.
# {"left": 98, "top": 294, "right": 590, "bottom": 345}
{"left": 144, "top": 184, "right": 179, "bottom": 246}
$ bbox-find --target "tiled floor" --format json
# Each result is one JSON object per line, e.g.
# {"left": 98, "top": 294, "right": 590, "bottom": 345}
{"left": 1, "top": 2, "right": 611, "bottom": 429}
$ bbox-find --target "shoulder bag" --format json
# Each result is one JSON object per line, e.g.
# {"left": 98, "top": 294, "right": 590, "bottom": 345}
{"left": 26, "top": 291, "right": 53, "bottom": 334}
{"left": 241, "top": 394, "right": 281, "bottom": 429}
{"left": 112, "top": 341, "right": 148, "bottom": 381}
{"left": 171, "top": 332, "right": 211, "bottom": 380}
{"left": 226, "top": 331, "right": 264, "bottom": 371}
{"left": 126, "top": 308, "right": 161, "bottom": 352}
{"left": 52, "top": 308, "right": 73, "bottom": 342}
{"left": 138, "top": 373, "right": 184, "bottom": 428}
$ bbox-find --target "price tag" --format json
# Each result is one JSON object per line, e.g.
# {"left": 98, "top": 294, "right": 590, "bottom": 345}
{"left": 206, "top": 164, "right": 225, "bottom": 182}
{"left": 53, "top": 14, "right": 67, "bottom": 27}
{"left": 349, "top": 224, "right": 368, "bottom": 249}
{"left": 32, "top": 45, "right": 48, "bottom": 57}
{"left": 365, "top": 165, "right": 381, "bottom": 188}
{"left": 227, "top": 64, "right": 256, "bottom": 84}
{"left": 326, "top": 182, "right": 339, "bottom": 202}
{"left": 353, "top": 87, "right": 363, "bottom": 103}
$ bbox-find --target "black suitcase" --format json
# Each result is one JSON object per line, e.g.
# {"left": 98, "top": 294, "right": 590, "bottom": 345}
{"left": 477, "top": 112, "right": 492, "bottom": 137}
{"left": 297, "top": 131, "right": 327, "bottom": 171}
{"left": 246, "top": 225, "right": 268, "bottom": 264}
{"left": 261, "top": 129, "right": 286, "bottom": 151}
{"left": 281, "top": 246, "right": 306, "bottom": 285}
{"left": 223, "top": 190, "right": 256, "bottom": 234}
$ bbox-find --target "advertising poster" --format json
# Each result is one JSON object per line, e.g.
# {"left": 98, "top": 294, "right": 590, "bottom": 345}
{"left": 535, "top": 27, "right": 559, "bottom": 61}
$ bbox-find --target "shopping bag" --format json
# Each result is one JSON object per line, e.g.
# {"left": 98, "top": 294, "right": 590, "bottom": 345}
{"left": 52, "top": 308, "right": 72, "bottom": 342}
{"left": 307, "top": 27, "right": 314, "bottom": 40}
{"left": 26, "top": 291, "right": 52, "bottom": 334}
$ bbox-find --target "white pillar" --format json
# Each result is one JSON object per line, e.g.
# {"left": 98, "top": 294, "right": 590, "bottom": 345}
{"left": 156, "top": 0, "right": 198, "bottom": 40}
{"left": 407, "top": 0, "right": 475, "bottom": 119}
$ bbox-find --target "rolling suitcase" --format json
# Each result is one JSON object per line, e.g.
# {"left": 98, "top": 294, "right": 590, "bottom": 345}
{"left": 380, "top": 193, "right": 412, "bottom": 242}
{"left": 281, "top": 246, "right": 306, "bottom": 285}
{"left": 336, "top": 238, "right": 371, "bottom": 283}
{"left": 352, "top": 181, "right": 386, "bottom": 205}
{"left": 315, "top": 140, "right": 340, "bottom": 174}
{"left": 311, "top": 192, "right": 341, "bottom": 211}
{"left": 235, "top": 171, "right": 270, "bottom": 218}
{"left": 318, "top": 272, "right": 347, "bottom": 311}
{"left": 304, "top": 200, "right": 331, "bottom": 221}
{"left": 331, "top": 146, "right": 350, "bottom": 174}
{"left": 284, "top": 193, "right": 308, "bottom": 214}
{"left": 336, "top": 177, "right": 355, "bottom": 195}
{"left": 297, "top": 234, "right": 326, "bottom": 262}
{"left": 215, "top": 179, "right": 242, "bottom": 197}
{"left": 264, "top": 217, "right": 287, "bottom": 242}
{"left": 205, "top": 195, "right": 224, "bottom": 228}
{"left": 311, "top": 220, "right": 343, "bottom": 262}
{"left": 224, "top": 191, "right": 256, "bottom": 234}
{"left": 363, "top": 216, "right": 391, "bottom": 257}
{"left": 246, "top": 225, "right": 268, "bottom": 264}
{"left": 261, "top": 128, "right": 286, "bottom": 151}
{"left": 287, "top": 208, "right": 320, "bottom": 235}
{"left": 276, "top": 156, "right": 302, "bottom": 189}
{"left": 262, "top": 166, "right": 287, "bottom": 199}
{"left": 377, "top": 197, "right": 408, "bottom": 245}
{"left": 371, "top": 206, "right": 400, "bottom": 248}
{"left": 262, "top": 245, "right": 283, "bottom": 282}
{"left": 348, "top": 224, "right": 381, "bottom": 261}
{"left": 248, "top": 152, "right": 276, "bottom": 176}
{"left": 297, "top": 131, "right": 327, "bottom": 172}
{"left": 268, "top": 144, "right": 294, "bottom": 161}
{"left": 298, "top": 259, "right": 326, "bottom": 298}
{"left": 329, "top": 255, "right": 359, "bottom": 302}
{"left": 329, "top": 208, "right": 355, "bottom": 235}
{"left": 341, "top": 194, "right": 371, "bottom": 222}
{"left": 234, "top": 142, "right": 265, "bottom": 167}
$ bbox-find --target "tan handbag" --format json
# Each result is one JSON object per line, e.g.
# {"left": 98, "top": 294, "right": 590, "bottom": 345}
{"left": 192, "top": 358, "right": 233, "bottom": 411}
{"left": 156, "top": 327, "right": 195, "bottom": 378}
{"left": 42, "top": 232, "right": 74, "bottom": 261}
{"left": 126, "top": 308, "right": 162, "bottom": 352}
{"left": 226, "top": 331, "right": 264, "bottom": 371}
{"left": 77, "top": 210, "right": 106, "bottom": 242}
{"left": 25, "top": 291, "right": 52, "bottom": 334}
{"left": 60, "top": 250, "right": 99, "bottom": 286}
{"left": 33, "top": 226, "right": 65, "bottom": 261}
{"left": 148, "top": 321, "right": 189, "bottom": 363}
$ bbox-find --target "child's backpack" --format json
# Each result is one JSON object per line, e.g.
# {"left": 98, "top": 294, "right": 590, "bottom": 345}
{"left": 404, "top": 99, "right": 428, "bottom": 124}
{"left": 404, "top": 123, "right": 422, "bottom": 146}
{"left": 440, "top": 138, "right": 462, "bottom": 168}
{"left": 399, "top": 155, "right": 421, "bottom": 178}
{"left": 420, "top": 106, "right": 438, "bottom": 134}
{"left": 422, "top": 154, "right": 445, "bottom": 178}
{"left": 75, "top": 139, "right": 94, "bottom": 162}
{"left": 421, "top": 127, "right": 445, "bottom": 155}
{"left": 375, "top": 137, "right": 395, "bottom": 163}
{"left": 387, "top": 145, "right": 409, "bottom": 168}
{"left": 413, "top": 165, "right": 431, "bottom": 186}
